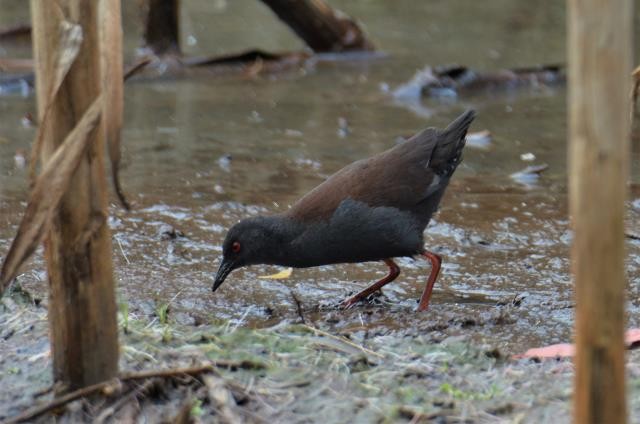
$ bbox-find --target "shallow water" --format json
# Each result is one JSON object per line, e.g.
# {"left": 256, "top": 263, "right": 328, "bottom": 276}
{"left": 1, "top": 0, "right": 640, "bottom": 352}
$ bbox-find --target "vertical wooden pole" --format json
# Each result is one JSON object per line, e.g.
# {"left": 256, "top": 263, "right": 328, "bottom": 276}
{"left": 30, "top": 0, "right": 119, "bottom": 389}
{"left": 568, "top": 0, "right": 632, "bottom": 422}
{"left": 143, "top": 0, "right": 180, "bottom": 55}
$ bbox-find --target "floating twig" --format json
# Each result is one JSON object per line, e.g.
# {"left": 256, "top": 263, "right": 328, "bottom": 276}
{"left": 124, "top": 56, "right": 153, "bottom": 81}
{"left": 289, "top": 289, "right": 306, "bottom": 324}
{"left": 2, "top": 378, "right": 123, "bottom": 424}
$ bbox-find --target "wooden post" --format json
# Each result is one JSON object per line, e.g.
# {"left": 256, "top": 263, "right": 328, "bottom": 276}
{"left": 30, "top": 1, "right": 119, "bottom": 389}
{"left": 143, "top": 0, "right": 180, "bottom": 55}
{"left": 260, "top": 0, "right": 373, "bottom": 52}
{"left": 568, "top": 0, "right": 632, "bottom": 422}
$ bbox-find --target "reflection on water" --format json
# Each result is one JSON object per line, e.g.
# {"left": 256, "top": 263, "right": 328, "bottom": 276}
{"left": 0, "top": 0, "right": 639, "bottom": 351}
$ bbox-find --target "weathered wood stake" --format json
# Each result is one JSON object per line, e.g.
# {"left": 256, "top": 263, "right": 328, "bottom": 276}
{"left": 30, "top": 0, "right": 119, "bottom": 389}
{"left": 568, "top": 0, "right": 632, "bottom": 422}
{"left": 143, "top": 0, "right": 180, "bottom": 55}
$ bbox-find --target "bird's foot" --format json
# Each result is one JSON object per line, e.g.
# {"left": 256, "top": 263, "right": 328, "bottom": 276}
{"left": 339, "top": 296, "right": 359, "bottom": 309}
{"left": 340, "top": 290, "right": 385, "bottom": 309}
{"left": 416, "top": 303, "right": 429, "bottom": 312}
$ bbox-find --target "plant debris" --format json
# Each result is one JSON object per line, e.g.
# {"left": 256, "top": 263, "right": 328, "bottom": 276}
{"left": 3, "top": 297, "right": 640, "bottom": 423}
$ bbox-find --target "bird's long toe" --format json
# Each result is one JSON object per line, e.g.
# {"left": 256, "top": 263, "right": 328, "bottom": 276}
{"left": 339, "top": 296, "right": 360, "bottom": 309}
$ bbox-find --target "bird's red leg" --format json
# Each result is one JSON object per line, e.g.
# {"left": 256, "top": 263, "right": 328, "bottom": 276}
{"left": 417, "top": 251, "right": 442, "bottom": 312}
{"left": 341, "top": 259, "right": 400, "bottom": 309}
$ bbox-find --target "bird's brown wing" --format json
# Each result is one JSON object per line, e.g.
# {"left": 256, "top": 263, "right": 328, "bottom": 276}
{"left": 287, "top": 110, "right": 475, "bottom": 223}
{"left": 286, "top": 133, "right": 439, "bottom": 222}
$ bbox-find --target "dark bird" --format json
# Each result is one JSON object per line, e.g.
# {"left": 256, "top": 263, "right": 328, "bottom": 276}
{"left": 213, "top": 110, "right": 476, "bottom": 311}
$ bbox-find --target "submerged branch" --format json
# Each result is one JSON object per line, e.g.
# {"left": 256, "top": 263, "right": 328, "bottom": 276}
{"left": 260, "top": 0, "right": 374, "bottom": 52}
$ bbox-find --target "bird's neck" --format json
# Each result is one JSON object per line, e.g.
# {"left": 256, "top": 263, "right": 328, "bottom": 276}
{"left": 267, "top": 214, "right": 342, "bottom": 268}
{"left": 258, "top": 214, "right": 308, "bottom": 266}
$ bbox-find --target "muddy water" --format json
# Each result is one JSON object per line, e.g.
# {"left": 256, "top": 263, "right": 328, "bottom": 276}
{"left": 1, "top": 0, "right": 640, "bottom": 352}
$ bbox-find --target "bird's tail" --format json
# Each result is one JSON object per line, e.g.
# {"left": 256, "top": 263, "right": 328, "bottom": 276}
{"left": 430, "top": 109, "right": 476, "bottom": 176}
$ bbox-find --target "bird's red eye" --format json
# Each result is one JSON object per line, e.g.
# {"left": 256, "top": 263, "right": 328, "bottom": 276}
{"left": 231, "top": 241, "right": 241, "bottom": 253}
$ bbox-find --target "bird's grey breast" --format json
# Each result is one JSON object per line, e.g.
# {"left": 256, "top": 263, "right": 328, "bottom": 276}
{"left": 290, "top": 198, "right": 423, "bottom": 266}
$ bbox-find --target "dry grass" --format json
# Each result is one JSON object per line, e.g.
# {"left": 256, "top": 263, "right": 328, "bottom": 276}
{"left": 2, "top": 288, "right": 640, "bottom": 423}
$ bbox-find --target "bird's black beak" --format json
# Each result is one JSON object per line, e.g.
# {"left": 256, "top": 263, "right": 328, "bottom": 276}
{"left": 212, "top": 258, "right": 235, "bottom": 292}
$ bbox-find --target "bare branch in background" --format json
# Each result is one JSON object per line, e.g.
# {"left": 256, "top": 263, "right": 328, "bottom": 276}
{"left": 260, "top": 0, "right": 374, "bottom": 52}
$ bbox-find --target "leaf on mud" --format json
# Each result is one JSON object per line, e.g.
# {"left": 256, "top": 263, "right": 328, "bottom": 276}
{"left": 625, "top": 328, "right": 640, "bottom": 347}
{"left": 99, "top": 0, "right": 129, "bottom": 210}
{"left": 1, "top": 95, "right": 103, "bottom": 293}
{"left": 514, "top": 328, "right": 640, "bottom": 359}
{"left": 514, "top": 343, "right": 575, "bottom": 359}
{"left": 29, "top": 18, "right": 83, "bottom": 184}
{"left": 259, "top": 268, "right": 293, "bottom": 279}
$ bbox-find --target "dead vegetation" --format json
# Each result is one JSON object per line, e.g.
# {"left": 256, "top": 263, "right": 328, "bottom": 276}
{"left": 2, "top": 290, "right": 640, "bottom": 423}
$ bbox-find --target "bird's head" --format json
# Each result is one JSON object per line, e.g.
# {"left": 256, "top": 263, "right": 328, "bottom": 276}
{"left": 212, "top": 216, "right": 288, "bottom": 292}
